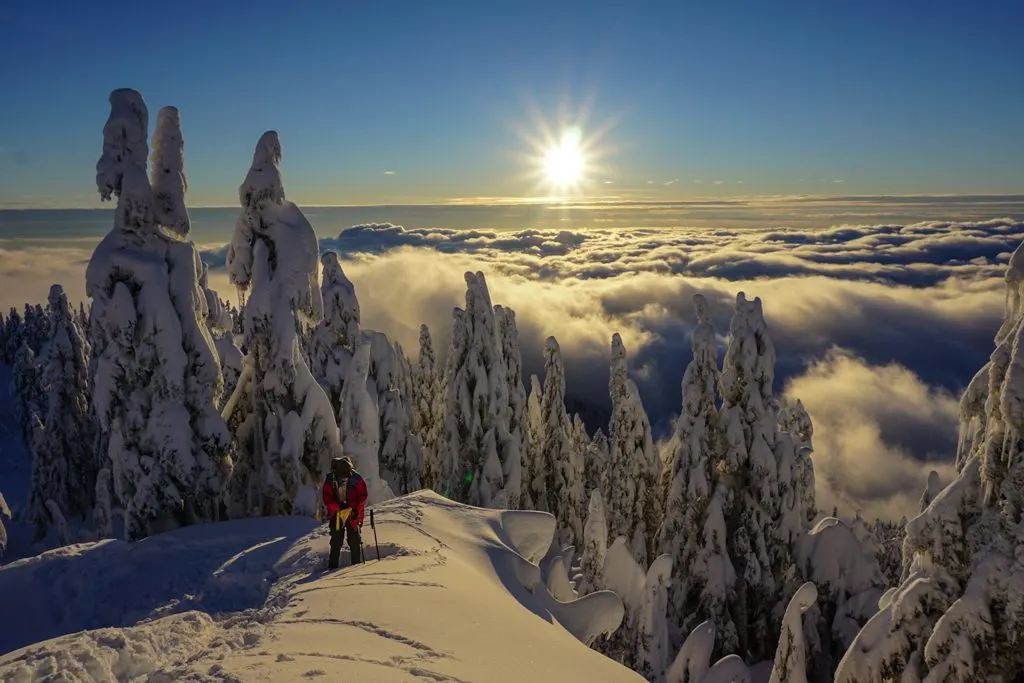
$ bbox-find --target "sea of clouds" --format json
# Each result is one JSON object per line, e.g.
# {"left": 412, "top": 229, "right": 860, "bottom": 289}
{"left": 3, "top": 217, "right": 1022, "bottom": 520}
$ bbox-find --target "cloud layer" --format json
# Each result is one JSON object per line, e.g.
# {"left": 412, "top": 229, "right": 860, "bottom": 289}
{"left": 5, "top": 217, "right": 1022, "bottom": 520}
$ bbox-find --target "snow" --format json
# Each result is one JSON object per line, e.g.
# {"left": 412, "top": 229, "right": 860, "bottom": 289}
{"left": 149, "top": 106, "right": 190, "bottom": 237}
{"left": 0, "top": 491, "right": 639, "bottom": 682}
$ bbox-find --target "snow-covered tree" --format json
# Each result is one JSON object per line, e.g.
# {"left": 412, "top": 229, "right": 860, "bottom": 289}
{"left": 768, "top": 582, "right": 817, "bottom": 683}
{"left": 540, "top": 337, "right": 584, "bottom": 545}
{"left": 919, "top": 470, "right": 942, "bottom": 511}
{"left": 606, "top": 333, "right": 662, "bottom": 567}
{"left": 3, "top": 307, "right": 23, "bottom": 362}
{"left": 196, "top": 262, "right": 239, "bottom": 410}
{"left": 658, "top": 293, "right": 736, "bottom": 653}
{"left": 21, "top": 303, "right": 49, "bottom": 356}
{"left": 439, "top": 272, "right": 514, "bottom": 507}
{"left": 87, "top": 90, "right": 231, "bottom": 539}
{"left": 578, "top": 490, "right": 609, "bottom": 596}
{"left": 522, "top": 374, "right": 544, "bottom": 510}
{"left": 28, "top": 284, "right": 95, "bottom": 535}
{"left": 496, "top": 306, "right": 525, "bottom": 509}
{"left": 150, "top": 106, "right": 190, "bottom": 237}
{"left": 718, "top": 292, "right": 782, "bottom": 662}
{"left": 585, "top": 427, "right": 611, "bottom": 505}
{"left": 836, "top": 240, "right": 1024, "bottom": 683}
{"left": 413, "top": 324, "right": 444, "bottom": 491}
{"left": 799, "top": 516, "right": 886, "bottom": 681}
{"left": 309, "top": 251, "right": 359, "bottom": 414}
{"left": 635, "top": 554, "right": 674, "bottom": 681}
{"left": 12, "top": 344, "right": 44, "bottom": 462}
{"left": 365, "top": 331, "right": 422, "bottom": 496}
{"left": 778, "top": 398, "right": 817, "bottom": 528}
{"left": 337, "top": 338, "right": 393, "bottom": 504}
{"left": 223, "top": 130, "right": 340, "bottom": 517}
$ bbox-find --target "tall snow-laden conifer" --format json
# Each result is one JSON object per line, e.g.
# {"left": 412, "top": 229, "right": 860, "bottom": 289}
{"left": 496, "top": 306, "right": 525, "bottom": 509}
{"left": 224, "top": 131, "right": 340, "bottom": 517}
{"left": 338, "top": 337, "right": 393, "bottom": 504}
{"left": 87, "top": 90, "right": 230, "bottom": 539}
{"left": 658, "top": 293, "right": 731, "bottom": 652}
{"left": 32, "top": 284, "right": 95, "bottom": 527}
{"left": 366, "top": 331, "right": 422, "bottom": 496}
{"left": 541, "top": 337, "right": 584, "bottom": 545}
{"left": 718, "top": 292, "right": 781, "bottom": 661}
{"left": 522, "top": 374, "right": 545, "bottom": 510}
{"left": 837, "top": 240, "right": 1024, "bottom": 683}
{"left": 413, "top": 324, "right": 444, "bottom": 491}
{"left": 607, "top": 333, "right": 662, "bottom": 566}
{"left": 309, "top": 251, "right": 359, "bottom": 414}
{"left": 439, "top": 272, "right": 512, "bottom": 507}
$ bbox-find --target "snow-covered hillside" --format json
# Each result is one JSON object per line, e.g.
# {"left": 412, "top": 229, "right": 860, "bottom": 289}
{"left": 0, "top": 491, "right": 637, "bottom": 682}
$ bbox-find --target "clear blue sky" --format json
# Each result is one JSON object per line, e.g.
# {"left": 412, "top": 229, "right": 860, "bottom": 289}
{"left": 1, "top": 0, "right": 1022, "bottom": 208}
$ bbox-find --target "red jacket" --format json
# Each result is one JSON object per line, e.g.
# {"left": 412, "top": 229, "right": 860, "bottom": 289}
{"left": 323, "top": 471, "right": 368, "bottom": 529}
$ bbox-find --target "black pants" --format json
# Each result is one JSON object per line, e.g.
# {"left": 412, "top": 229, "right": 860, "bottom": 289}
{"left": 328, "top": 522, "right": 363, "bottom": 569}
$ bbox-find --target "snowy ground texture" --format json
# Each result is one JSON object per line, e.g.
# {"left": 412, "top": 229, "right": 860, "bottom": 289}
{"left": 0, "top": 491, "right": 640, "bottom": 682}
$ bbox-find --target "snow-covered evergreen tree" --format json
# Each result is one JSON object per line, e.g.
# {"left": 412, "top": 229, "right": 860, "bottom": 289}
{"left": 919, "top": 470, "right": 942, "bottom": 511}
{"left": 635, "top": 554, "right": 674, "bottom": 681}
{"left": 223, "top": 130, "right": 339, "bottom": 517}
{"left": 21, "top": 303, "right": 49, "bottom": 356}
{"left": 658, "top": 293, "right": 734, "bottom": 653}
{"left": 206, "top": 294, "right": 243, "bottom": 413}
{"left": 29, "top": 284, "right": 94, "bottom": 534}
{"left": 718, "top": 292, "right": 782, "bottom": 662}
{"left": 837, "top": 241, "right": 1024, "bottom": 683}
{"left": 578, "top": 490, "right": 609, "bottom": 597}
{"left": 606, "top": 333, "right": 662, "bottom": 567}
{"left": 413, "top": 324, "right": 444, "bottom": 491}
{"left": 521, "top": 374, "right": 545, "bottom": 510}
{"left": 366, "top": 331, "right": 422, "bottom": 496}
{"left": 439, "top": 272, "right": 513, "bottom": 507}
{"left": 778, "top": 398, "right": 817, "bottom": 528}
{"left": 87, "top": 89, "right": 230, "bottom": 539}
{"left": 768, "top": 582, "right": 817, "bottom": 683}
{"left": 4, "top": 307, "right": 23, "bottom": 362}
{"left": 496, "top": 306, "right": 525, "bottom": 509}
{"left": 540, "top": 337, "right": 584, "bottom": 544}
{"left": 585, "top": 427, "right": 611, "bottom": 505}
{"left": 150, "top": 106, "right": 190, "bottom": 237}
{"left": 309, "top": 251, "right": 359, "bottom": 414}
{"left": 12, "top": 344, "right": 45, "bottom": 464}
{"left": 337, "top": 338, "right": 393, "bottom": 504}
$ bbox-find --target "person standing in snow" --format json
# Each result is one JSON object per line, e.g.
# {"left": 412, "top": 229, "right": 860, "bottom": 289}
{"left": 323, "top": 456, "right": 368, "bottom": 569}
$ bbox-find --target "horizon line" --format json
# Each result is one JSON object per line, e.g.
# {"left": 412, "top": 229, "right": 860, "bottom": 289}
{"left": 3, "top": 191, "right": 1024, "bottom": 212}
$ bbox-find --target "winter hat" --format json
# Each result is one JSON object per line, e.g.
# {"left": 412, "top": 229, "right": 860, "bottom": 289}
{"left": 332, "top": 456, "right": 354, "bottom": 476}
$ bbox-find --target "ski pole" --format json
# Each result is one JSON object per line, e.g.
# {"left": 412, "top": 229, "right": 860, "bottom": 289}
{"left": 370, "top": 508, "right": 381, "bottom": 561}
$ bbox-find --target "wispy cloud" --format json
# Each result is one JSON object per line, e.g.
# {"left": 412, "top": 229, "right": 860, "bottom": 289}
{"left": 663, "top": 178, "right": 679, "bottom": 186}
{"left": 383, "top": 170, "right": 396, "bottom": 175}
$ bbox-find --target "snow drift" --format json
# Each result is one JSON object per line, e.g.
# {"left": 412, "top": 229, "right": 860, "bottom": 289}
{"left": 0, "top": 490, "right": 637, "bottom": 682}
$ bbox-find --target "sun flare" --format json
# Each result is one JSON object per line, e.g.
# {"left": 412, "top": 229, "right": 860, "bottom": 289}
{"left": 544, "top": 126, "right": 585, "bottom": 189}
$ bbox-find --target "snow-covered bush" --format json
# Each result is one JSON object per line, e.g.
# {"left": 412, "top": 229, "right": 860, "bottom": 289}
{"left": 578, "top": 490, "right": 609, "bottom": 596}
{"left": 223, "top": 130, "right": 340, "bottom": 517}
{"left": 338, "top": 338, "right": 393, "bottom": 504}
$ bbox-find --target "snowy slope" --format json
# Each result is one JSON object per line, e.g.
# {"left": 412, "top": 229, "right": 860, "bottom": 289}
{"left": 0, "top": 491, "right": 638, "bottom": 682}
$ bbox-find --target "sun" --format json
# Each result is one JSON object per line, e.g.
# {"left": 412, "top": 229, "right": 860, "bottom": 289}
{"left": 544, "top": 126, "right": 585, "bottom": 190}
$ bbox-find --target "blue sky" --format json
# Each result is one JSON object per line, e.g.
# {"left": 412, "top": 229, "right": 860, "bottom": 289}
{"left": 0, "top": 0, "right": 1022, "bottom": 208}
